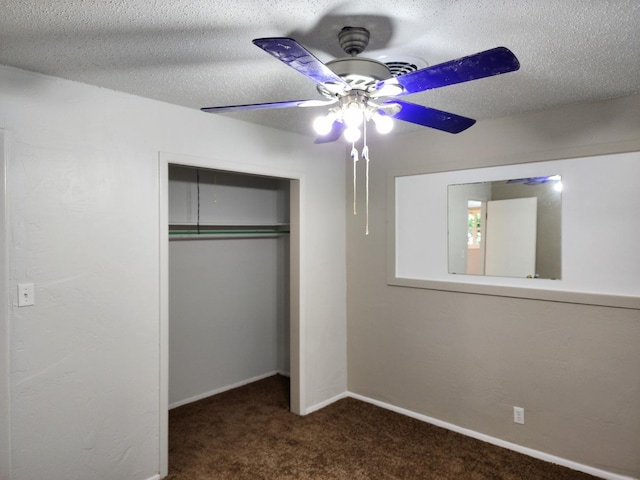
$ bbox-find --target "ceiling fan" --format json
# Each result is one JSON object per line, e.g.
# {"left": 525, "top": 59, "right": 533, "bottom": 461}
{"left": 201, "top": 27, "right": 521, "bottom": 143}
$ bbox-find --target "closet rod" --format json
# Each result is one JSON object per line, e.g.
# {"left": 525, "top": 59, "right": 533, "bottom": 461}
{"left": 169, "top": 229, "right": 290, "bottom": 239}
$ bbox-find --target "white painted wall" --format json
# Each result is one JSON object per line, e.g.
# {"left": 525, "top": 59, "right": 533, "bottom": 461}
{"left": 0, "top": 130, "right": 10, "bottom": 480}
{"left": 0, "top": 64, "right": 347, "bottom": 480}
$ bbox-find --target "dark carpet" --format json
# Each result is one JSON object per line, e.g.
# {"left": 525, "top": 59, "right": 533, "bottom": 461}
{"left": 167, "top": 375, "right": 597, "bottom": 479}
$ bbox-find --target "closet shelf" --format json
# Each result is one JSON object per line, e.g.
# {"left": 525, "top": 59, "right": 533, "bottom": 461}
{"left": 170, "top": 229, "right": 289, "bottom": 235}
{"left": 169, "top": 223, "right": 290, "bottom": 239}
{"left": 169, "top": 222, "right": 289, "bottom": 227}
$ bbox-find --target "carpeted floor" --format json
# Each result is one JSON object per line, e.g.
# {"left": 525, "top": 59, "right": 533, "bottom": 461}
{"left": 167, "top": 375, "right": 598, "bottom": 479}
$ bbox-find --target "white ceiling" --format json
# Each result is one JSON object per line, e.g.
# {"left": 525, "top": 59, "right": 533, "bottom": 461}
{"left": 1, "top": 0, "right": 639, "bottom": 137}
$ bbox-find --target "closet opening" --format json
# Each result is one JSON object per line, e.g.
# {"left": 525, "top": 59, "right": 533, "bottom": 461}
{"left": 159, "top": 156, "right": 302, "bottom": 477}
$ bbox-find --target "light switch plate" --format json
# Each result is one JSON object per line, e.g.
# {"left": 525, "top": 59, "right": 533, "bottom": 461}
{"left": 18, "top": 283, "right": 35, "bottom": 307}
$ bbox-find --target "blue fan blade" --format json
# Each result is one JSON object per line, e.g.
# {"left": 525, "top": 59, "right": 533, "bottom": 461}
{"left": 314, "top": 121, "right": 345, "bottom": 144}
{"left": 507, "top": 177, "right": 551, "bottom": 185}
{"left": 253, "top": 37, "right": 349, "bottom": 89}
{"left": 384, "top": 100, "right": 476, "bottom": 134}
{"left": 378, "top": 47, "right": 520, "bottom": 95}
{"left": 201, "top": 99, "right": 316, "bottom": 113}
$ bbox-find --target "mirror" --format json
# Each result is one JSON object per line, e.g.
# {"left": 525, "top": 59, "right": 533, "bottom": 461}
{"left": 448, "top": 175, "right": 562, "bottom": 279}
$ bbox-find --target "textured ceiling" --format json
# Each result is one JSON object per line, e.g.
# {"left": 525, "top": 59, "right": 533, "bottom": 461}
{"left": 1, "top": 0, "right": 639, "bottom": 137}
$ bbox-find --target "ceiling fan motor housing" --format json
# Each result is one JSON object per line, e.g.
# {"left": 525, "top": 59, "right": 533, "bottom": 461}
{"left": 338, "top": 26, "right": 370, "bottom": 55}
{"left": 326, "top": 27, "right": 393, "bottom": 92}
{"left": 325, "top": 57, "right": 392, "bottom": 91}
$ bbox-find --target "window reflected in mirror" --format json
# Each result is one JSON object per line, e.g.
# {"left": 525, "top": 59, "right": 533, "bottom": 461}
{"left": 448, "top": 176, "right": 562, "bottom": 279}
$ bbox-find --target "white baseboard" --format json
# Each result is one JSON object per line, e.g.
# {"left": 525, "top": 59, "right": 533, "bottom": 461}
{"left": 169, "top": 371, "right": 280, "bottom": 410}
{"left": 304, "top": 391, "right": 349, "bottom": 415}
{"left": 348, "top": 392, "right": 637, "bottom": 480}
{"left": 145, "top": 475, "right": 161, "bottom": 480}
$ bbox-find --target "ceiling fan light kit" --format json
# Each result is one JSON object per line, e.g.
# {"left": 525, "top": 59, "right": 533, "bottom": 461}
{"left": 201, "top": 26, "right": 521, "bottom": 233}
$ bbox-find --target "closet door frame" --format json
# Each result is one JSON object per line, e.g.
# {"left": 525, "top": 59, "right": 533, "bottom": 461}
{"left": 158, "top": 152, "right": 303, "bottom": 478}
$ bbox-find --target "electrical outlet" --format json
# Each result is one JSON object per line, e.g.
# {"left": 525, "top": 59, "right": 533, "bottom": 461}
{"left": 513, "top": 406, "right": 525, "bottom": 424}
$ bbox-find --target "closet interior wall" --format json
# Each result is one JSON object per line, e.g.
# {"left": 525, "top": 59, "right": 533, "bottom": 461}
{"left": 168, "top": 165, "right": 290, "bottom": 408}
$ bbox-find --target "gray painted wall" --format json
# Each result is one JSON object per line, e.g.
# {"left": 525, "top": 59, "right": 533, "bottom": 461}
{"left": 347, "top": 94, "right": 640, "bottom": 478}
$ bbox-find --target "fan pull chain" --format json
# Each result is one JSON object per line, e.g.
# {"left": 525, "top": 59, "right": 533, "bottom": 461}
{"left": 196, "top": 168, "right": 201, "bottom": 234}
{"left": 362, "top": 145, "right": 371, "bottom": 235}
{"left": 351, "top": 144, "right": 359, "bottom": 215}
{"left": 350, "top": 119, "right": 370, "bottom": 234}
{"left": 362, "top": 120, "right": 370, "bottom": 235}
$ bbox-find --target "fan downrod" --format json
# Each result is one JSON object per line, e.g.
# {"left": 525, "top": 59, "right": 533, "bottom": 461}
{"left": 338, "top": 27, "right": 370, "bottom": 56}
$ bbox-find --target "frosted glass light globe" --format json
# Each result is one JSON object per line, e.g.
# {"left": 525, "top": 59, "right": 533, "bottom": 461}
{"left": 344, "top": 126, "right": 361, "bottom": 143}
{"left": 343, "top": 103, "right": 364, "bottom": 128}
{"left": 373, "top": 114, "right": 394, "bottom": 134}
{"left": 313, "top": 115, "right": 334, "bottom": 135}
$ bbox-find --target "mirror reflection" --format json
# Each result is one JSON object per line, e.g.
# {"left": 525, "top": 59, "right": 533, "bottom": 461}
{"left": 448, "top": 175, "right": 562, "bottom": 279}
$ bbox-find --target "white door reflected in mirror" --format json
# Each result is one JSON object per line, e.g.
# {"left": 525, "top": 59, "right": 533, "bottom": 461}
{"left": 448, "top": 176, "right": 561, "bottom": 279}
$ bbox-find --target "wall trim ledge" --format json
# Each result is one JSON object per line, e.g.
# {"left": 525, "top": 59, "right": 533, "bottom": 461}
{"left": 348, "top": 392, "right": 637, "bottom": 480}
{"left": 388, "top": 277, "right": 640, "bottom": 310}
